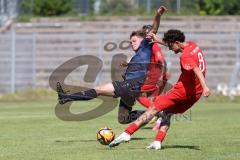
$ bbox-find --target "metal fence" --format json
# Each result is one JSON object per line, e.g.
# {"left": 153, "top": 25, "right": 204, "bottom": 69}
{"left": 0, "top": 0, "right": 18, "bottom": 26}
{"left": 0, "top": 0, "right": 198, "bottom": 25}
{"left": 0, "top": 30, "right": 240, "bottom": 94}
{"left": 0, "top": 31, "right": 35, "bottom": 93}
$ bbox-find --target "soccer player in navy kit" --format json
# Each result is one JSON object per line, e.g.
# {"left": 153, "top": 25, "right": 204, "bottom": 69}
{"left": 56, "top": 6, "right": 167, "bottom": 124}
{"left": 118, "top": 24, "right": 168, "bottom": 125}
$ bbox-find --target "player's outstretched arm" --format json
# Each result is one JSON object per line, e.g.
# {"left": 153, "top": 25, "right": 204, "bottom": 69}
{"left": 193, "top": 67, "right": 211, "bottom": 97}
{"left": 147, "top": 32, "right": 167, "bottom": 47}
{"left": 151, "top": 6, "right": 167, "bottom": 34}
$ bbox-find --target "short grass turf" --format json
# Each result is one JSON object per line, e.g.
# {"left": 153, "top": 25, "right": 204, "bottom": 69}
{"left": 0, "top": 100, "right": 239, "bottom": 160}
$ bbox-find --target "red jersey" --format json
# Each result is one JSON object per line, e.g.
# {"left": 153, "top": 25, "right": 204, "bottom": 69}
{"left": 140, "top": 43, "right": 168, "bottom": 92}
{"left": 174, "top": 41, "right": 206, "bottom": 95}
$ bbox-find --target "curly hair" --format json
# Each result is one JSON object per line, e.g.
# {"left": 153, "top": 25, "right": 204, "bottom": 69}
{"left": 163, "top": 29, "right": 185, "bottom": 43}
{"left": 130, "top": 30, "right": 146, "bottom": 39}
{"left": 142, "top": 24, "right": 153, "bottom": 33}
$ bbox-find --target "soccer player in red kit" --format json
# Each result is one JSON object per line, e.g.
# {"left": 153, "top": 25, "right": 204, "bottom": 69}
{"left": 139, "top": 42, "right": 168, "bottom": 94}
{"left": 118, "top": 39, "right": 168, "bottom": 124}
{"left": 109, "top": 29, "right": 211, "bottom": 149}
{"left": 137, "top": 25, "right": 168, "bottom": 106}
{"left": 117, "top": 23, "right": 169, "bottom": 124}
{"left": 117, "top": 38, "right": 168, "bottom": 124}
{"left": 118, "top": 36, "right": 168, "bottom": 124}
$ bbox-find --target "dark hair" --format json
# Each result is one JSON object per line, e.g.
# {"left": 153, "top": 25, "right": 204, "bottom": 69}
{"left": 163, "top": 29, "right": 185, "bottom": 43}
{"left": 142, "top": 24, "right": 153, "bottom": 34}
{"left": 130, "top": 30, "right": 146, "bottom": 39}
{"left": 142, "top": 24, "right": 152, "bottom": 30}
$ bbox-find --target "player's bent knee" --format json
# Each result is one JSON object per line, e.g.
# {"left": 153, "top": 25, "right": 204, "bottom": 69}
{"left": 95, "top": 86, "right": 103, "bottom": 91}
{"left": 160, "top": 125, "right": 169, "bottom": 132}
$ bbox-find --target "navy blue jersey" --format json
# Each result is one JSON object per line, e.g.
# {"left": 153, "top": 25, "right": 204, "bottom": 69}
{"left": 124, "top": 38, "right": 153, "bottom": 80}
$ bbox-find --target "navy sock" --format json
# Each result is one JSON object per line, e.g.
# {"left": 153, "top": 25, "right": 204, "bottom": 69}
{"left": 63, "top": 89, "right": 98, "bottom": 101}
{"left": 82, "top": 89, "right": 98, "bottom": 98}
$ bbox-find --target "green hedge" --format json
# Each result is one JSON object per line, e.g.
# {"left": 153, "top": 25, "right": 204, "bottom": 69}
{"left": 19, "top": 0, "right": 240, "bottom": 18}
{"left": 21, "top": 0, "right": 73, "bottom": 16}
{"left": 198, "top": 0, "right": 240, "bottom": 15}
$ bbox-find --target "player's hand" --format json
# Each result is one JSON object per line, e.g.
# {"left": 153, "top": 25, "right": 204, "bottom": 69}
{"left": 157, "top": 6, "right": 167, "bottom": 16}
{"left": 147, "top": 33, "right": 167, "bottom": 46}
{"left": 203, "top": 87, "right": 211, "bottom": 97}
{"left": 147, "top": 32, "right": 159, "bottom": 42}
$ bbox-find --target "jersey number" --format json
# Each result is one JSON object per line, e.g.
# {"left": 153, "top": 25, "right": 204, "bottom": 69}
{"left": 198, "top": 52, "right": 205, "bottom": 72}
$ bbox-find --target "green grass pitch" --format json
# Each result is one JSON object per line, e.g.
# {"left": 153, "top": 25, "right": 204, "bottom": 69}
{"left": 0, "top": 100, "right": 239, "bottom": 160}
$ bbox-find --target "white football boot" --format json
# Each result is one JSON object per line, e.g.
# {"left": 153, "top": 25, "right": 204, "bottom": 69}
{"left": 146, "top": 141, "right": 161, "bottom": 150}
{"left": 109, "top": 132, "right": 131, "bottom": 148}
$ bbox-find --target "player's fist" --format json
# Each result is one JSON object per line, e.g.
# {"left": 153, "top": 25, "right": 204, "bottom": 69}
{"left": 203, "top": 87, "right": 211, "bottom": 97}
{"left": 147, "top": 32, "right": 158, "bottom": 41}
{"left": 157, "top": 6, "right": 167, "bottom": 15}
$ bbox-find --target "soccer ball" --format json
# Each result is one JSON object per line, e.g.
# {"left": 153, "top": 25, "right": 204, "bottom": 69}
{"left": 97, "top": 127, "right": 115, "bottom": 145}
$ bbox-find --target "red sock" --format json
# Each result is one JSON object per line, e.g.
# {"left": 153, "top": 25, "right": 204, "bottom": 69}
{"left": 125, "top": 123, "right": 139, "bottom": 135}
{"left": 155, "top": 130, "right": 167, "bottom": 142}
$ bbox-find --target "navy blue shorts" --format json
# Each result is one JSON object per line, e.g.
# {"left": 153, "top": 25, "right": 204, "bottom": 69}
{"left": 112, "top": 77, "right": 145, "bottom": 106}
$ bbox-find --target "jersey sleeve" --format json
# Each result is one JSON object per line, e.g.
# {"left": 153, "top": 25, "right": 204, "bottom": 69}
{"left": 180, "top": 54, "right": 197, "bottom": 71}
{"left": 152, "top": 43, "right": 163, "bottom": 62}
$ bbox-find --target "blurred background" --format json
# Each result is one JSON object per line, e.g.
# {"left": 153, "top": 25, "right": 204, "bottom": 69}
{"left": 0, "top": 0, "right": 240, "bottom": 98}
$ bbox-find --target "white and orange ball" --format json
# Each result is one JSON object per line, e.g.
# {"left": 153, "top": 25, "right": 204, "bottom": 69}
{"left": 97, "top": 127, "right": 115, "bottom": 145}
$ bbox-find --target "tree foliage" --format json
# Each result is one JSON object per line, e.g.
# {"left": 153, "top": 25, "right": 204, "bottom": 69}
{"left": 21, "top": 0, "right": 73, "bottom": 16}
{"left": 198, "top": 0, "right": 240, "bottom": 15}
{"left": 99, "top": 0, "right": 133, "bottom": 15}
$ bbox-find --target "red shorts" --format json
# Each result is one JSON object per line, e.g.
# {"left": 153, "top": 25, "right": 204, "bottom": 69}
{"left": 153, "top": 88, "right": 202, "bottom": 114}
